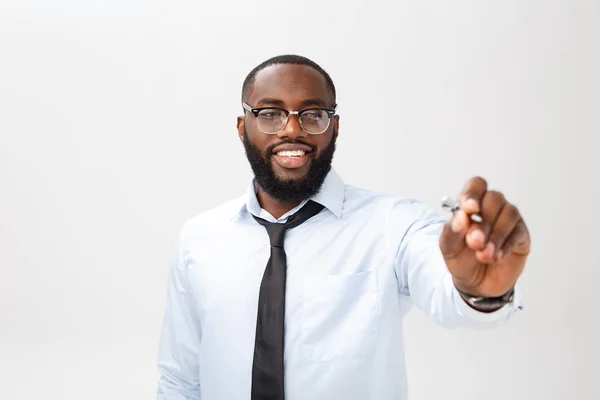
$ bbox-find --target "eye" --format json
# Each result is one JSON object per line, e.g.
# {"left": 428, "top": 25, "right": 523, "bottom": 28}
{"left": 302, "top": 111, "right": 324, "bottom": 121}
{"left": 258, "top": 109, "right": 284, "bottom": 119}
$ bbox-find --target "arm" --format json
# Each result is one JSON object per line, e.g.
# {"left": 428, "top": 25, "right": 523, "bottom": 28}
{"left": 157, "top": 236, "right": 202, "bottom": 399}
{"left": 392, "top": 199, "right": 524, "bottom": 329}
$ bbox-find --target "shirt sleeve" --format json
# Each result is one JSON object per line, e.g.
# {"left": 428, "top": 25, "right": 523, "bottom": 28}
{"left": 390, "top": 199, "right": 524, "bottom": 329}
{"left": 156, "top": 234, "right": 202, "bottom": 399}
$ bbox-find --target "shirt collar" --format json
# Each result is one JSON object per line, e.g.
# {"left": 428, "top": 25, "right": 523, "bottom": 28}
{"left": 233, "top": 168, "right": 345, "bottom": 221}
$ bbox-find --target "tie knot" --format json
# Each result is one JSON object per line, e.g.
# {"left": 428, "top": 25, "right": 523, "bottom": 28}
{"left": 252, "top": 200, "right": 325, "bottom": 248}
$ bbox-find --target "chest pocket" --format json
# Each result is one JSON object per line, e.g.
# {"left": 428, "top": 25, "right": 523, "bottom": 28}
{"left": 299, "top": 270, "right": 379, "bottom": 361}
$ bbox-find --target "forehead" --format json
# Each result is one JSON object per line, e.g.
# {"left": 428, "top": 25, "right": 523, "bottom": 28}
{"left": 247, "top": 64, "right": 332, "bottom": 106}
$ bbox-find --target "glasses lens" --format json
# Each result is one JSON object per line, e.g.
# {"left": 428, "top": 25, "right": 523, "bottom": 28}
{"left": 256, "top": 109, "right": 286, "bottom": 134}
{"left": 300, "top": 109, "right": 330, "bottom": 134}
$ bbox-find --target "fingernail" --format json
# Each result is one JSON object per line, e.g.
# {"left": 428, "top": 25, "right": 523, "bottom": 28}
{"left": 470, "top": 229, "right": 485, "bottom": 244}
{"left": 465, "top": 198, "right": 478, "bottom": 211}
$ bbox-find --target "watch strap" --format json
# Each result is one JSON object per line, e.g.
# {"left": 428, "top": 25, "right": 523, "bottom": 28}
{"left": 456, "top": 286, "right": 515, "bottom": 311}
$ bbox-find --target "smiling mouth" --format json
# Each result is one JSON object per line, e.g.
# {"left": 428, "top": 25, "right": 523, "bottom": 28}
{"left": 276, "top": 150, "right": 307, "bottom": 157}
{"left": 272, "top": 150, "right": 312, "bottom": 169}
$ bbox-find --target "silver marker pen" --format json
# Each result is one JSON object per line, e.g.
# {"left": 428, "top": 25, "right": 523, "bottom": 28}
{"left": 441, "top": 196, "right": 483, "bottom": 223}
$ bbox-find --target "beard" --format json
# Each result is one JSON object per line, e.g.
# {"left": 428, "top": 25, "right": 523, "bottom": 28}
{"left": 242, "top": 129, "right": 336, "bottom": 203}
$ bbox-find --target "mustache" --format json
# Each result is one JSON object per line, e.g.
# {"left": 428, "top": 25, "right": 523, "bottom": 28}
{"left": 265, "top": 139, "right": 317, "bottom": 157}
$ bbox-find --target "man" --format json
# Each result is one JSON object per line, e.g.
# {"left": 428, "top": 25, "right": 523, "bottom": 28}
{"left": 156, "top": 54, "right": 530, "bottom": 400}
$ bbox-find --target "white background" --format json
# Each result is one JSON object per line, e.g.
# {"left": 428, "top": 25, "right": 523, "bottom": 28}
{"left": 1, "top": 1, "right": 598, "bottom": 399}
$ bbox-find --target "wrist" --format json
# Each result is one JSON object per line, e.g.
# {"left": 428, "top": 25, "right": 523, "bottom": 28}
{"left": 452, "top": 277, "right": 485, "bottom": 297}
{"left": 452, "top": 276, "right": 513, "bottom": 298}
{"left": 455, "top": 285, "right": 515, "bottom": 313}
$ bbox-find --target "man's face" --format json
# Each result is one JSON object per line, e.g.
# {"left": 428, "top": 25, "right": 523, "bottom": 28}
{"left": 237, "top": 64, "right": 339, "bottom": 203}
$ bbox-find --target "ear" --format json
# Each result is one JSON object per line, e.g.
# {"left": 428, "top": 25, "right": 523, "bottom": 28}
{"left": 237, "top": 115, "right": 245, "bottom": 143}
{"left": 332, "top": 114, "right": 340, "bottom": 139}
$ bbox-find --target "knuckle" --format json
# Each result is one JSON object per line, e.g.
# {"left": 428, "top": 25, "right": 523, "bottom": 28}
{"left": 515, "top": 223, "right": 528, "bottom": 240}
{"left": 502, "top": 234, "right": 517, "bottom": 249}
{"left": 488, "top": 229, "right": 503, "bottom": 246}
{"left": 462, "top": 177, "right": 487, "bottom": 200}
{"left": 486, "top": 190, "right": 506, "bottom": 204}
{"left": 506, "top": 204, "right": 520, "bottom": 220}
{"left": 472, "top": 176, "right": 488, "bottom": 188}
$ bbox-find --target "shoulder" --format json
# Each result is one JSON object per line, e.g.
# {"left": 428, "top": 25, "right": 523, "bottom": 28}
{"left": 178, "top": 194, "right": 245, "bottom": 242}
{"left": 342, "top": 183, "right": 446, "bottom": 229}
{"left": 342, "top": 183, "right": 397, "bottom": 209}
{"left": 342, "top": 183, "right": 435, "bottom": 215}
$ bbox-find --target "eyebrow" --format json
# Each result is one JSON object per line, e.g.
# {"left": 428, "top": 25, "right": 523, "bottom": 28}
{"left": 254, "top": 97, "right": 330, "bottom": 108}
{"left": 254, "top": 98, "right": 285, "bottom": 107}
{"left": 299, "top": 98, "right": 328, "bottom": 108}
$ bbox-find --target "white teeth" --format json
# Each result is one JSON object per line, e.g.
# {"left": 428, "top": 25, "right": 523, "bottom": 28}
{"left": 277, "top": 150, "right": 305, "bottom": 157}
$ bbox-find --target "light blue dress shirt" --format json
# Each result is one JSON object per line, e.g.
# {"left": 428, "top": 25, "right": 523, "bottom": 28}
{"left": 157, "top": 169, "right": 523, "bottom": 400}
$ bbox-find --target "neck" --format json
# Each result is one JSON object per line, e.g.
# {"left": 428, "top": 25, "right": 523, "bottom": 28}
{"left": 256, "top": 186, "right": 303, "bottom": 219}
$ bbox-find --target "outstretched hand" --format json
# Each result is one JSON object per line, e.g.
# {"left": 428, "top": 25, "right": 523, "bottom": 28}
{"left": 439, "top": 177, "right": 531, "bottom": 297}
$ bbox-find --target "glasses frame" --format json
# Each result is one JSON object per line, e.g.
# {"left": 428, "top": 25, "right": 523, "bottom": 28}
{"left": 242, "top": 102, "right": 337, "bottom": 135}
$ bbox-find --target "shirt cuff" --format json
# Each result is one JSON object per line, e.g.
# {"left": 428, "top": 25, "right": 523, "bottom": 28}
{"left": 448, "top": 273, "right": 525, "bottom": 327}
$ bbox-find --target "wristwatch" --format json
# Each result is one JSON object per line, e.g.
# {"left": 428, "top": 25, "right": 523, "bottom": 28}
{"left": 456, "top": 286, "right": 515, "bottom": 312}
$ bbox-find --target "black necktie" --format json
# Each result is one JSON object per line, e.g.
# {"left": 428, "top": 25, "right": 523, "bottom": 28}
{"left": 251, "top": 200, "right": 325, "bottom": 400}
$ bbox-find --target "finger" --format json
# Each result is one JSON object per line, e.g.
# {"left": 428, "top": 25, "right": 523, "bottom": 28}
{"left": 458, "top": 176, "right": 487, "bottom": 215}
{"left": 486, "top": 203, "right": 521, "bottom": 261}
{"left": 500, "top": 220, "right": 531, "bottom": 258}
{"left": 451, "top": 208, "right": 470, "bottom": 234}
{"left": 439, "top": 210, "right": 470, "bottom": 259}
{"left": 466, "top": 190, "right": 507, "bottom": 256}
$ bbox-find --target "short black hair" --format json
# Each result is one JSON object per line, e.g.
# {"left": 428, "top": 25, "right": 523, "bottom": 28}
{"left": 241, "top": 54, "right": 336, "bottom": 106}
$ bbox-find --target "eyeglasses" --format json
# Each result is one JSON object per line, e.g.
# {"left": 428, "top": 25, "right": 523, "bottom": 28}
{"left": 242, "top": 102, "right": 336, "bottom": 135}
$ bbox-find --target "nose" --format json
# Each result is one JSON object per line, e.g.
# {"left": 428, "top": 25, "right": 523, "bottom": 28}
{"left": 277, "top": 114, "right": 307, "bottom": 140}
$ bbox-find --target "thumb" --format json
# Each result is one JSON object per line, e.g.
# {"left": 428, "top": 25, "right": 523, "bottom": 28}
{"left": 439, "top": 209, "right": 470, "bottom": 260}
